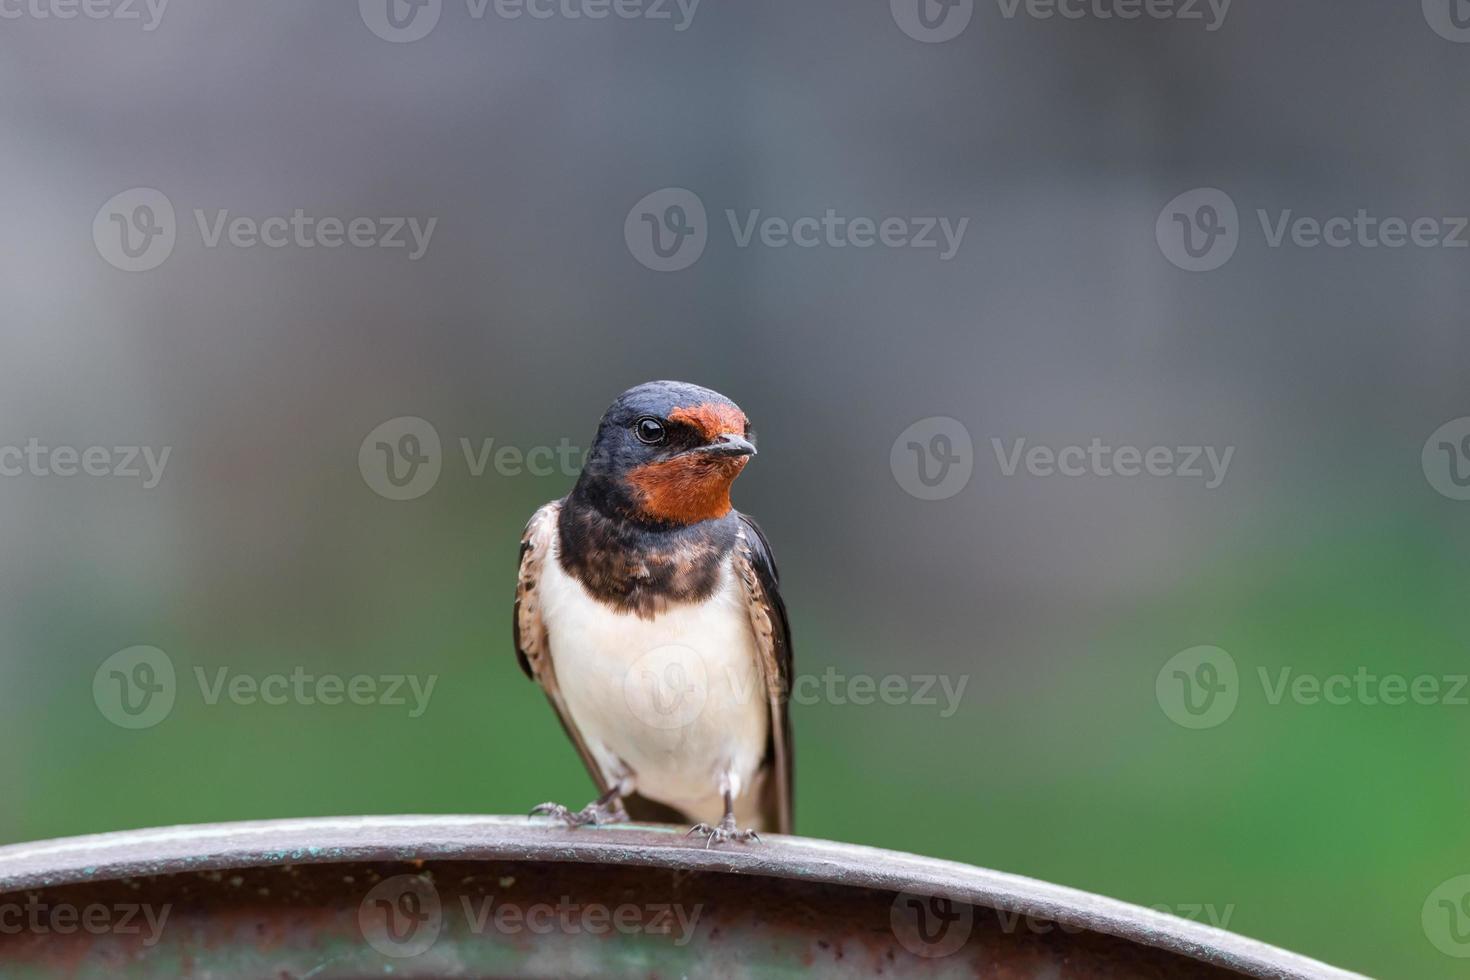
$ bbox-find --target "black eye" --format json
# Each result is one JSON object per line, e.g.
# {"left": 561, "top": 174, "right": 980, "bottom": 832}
{"left": 634, "top": 417, "right": 666, "bottom": 445}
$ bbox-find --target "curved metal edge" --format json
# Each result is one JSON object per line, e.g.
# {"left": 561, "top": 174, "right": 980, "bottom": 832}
{"left": 0, "top": 816, "right": 1366, "bottom": 980}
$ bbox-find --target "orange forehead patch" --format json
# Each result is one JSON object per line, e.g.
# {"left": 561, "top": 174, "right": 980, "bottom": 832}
{"left": 669, "top": 403, "right": 747, "bottom": 440}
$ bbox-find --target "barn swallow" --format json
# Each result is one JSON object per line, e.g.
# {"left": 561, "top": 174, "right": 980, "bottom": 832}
{"left": 515, "top": 381, "right": 793, "bottom": 845}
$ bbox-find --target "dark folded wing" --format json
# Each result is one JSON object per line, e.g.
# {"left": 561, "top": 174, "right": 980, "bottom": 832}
{"left": 733, "top": 512, "right": 795, "bottom": 834}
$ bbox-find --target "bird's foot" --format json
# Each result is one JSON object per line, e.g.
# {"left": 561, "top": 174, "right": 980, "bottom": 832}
{"left": 686, "top": 815, "right": 760, "bottom": 848}
{"left": 529, "top": 799, "right": 627, "bottom": 829}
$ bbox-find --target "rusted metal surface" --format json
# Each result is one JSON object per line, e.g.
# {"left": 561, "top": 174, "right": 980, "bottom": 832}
{"left": 0, "top": 816, "right": 1365, "bottom": 979}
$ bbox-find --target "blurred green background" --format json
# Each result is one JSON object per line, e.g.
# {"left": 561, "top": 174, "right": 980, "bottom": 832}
{"left": 3, "top": 3, "right": 1470, "bottom": 978}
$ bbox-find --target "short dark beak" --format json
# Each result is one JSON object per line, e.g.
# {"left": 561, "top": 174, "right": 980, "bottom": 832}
{"left": 698, "top": 433, "right": 757, "bottom": 458}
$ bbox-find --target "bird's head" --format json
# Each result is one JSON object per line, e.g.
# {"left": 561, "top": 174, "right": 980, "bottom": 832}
{"left": 577, "top": 381, "right": 756, "bottom": 526}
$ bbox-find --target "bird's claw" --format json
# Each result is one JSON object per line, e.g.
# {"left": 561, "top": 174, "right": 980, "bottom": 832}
{"left": 529, "top": 800, "right": 626, "bottom": 828}
{"left": 686, "top": 818, "right": 760, "bottom": 848}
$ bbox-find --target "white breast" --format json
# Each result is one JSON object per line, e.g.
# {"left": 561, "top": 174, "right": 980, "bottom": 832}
{"left": 538, "top": 546, "right": 770, "bottom": 824}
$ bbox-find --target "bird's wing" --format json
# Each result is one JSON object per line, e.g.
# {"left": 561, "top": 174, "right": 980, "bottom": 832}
{"left": 514, "top": 500, "right": 614, "bottom": 797}
{"left": 733, "top": 512, "right": 795, "bottom": 834}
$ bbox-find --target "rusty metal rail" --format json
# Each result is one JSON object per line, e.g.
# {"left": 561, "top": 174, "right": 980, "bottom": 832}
{"left": 0, "top": 816, "right": 1365, "bottom": 978}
